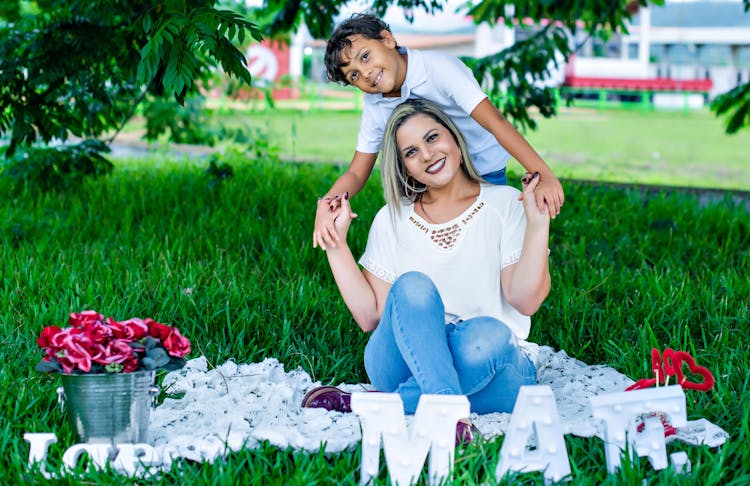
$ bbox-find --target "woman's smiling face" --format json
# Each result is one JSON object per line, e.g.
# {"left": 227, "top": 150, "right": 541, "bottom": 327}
{"left": 396, "top": 114, "right": 463, "bottom": 189}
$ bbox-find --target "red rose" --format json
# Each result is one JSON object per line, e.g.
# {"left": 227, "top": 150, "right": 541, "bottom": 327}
{"left": 121, "top": 354, "right": 140, "bottom": 372}
{"left": 163, "top": 328, "right": 191, "bottom": 358}
{"left": 146, "top": 319, "right": 172, "bottom": 341}
{"left": 83, "top": 321, "right": 114, "bottom": 345}
{"left": 44, "top": 347, "right": 59, "bottom": 362}
{"left": 68, "top": 311, "right": 104, "bottom": 328}
{"left": 49, "top": 327, "right": 76, "bottom": 349}
{"left": 57, "top": 333, "right": 101, "bottom": 373}
{"left": 55, "top": 355, "right": 75, "bottom": 374}
{"left": 37, "top": 326, "right": 62, "bottom": 348}
{"left": 99, "top": 339, "right": 138, "bottom": 366}
{"left": 109, "top": 317, "right": 149, "bottom": 341}
{"left": 37, "top": 311, "right": 191, "bottom": 375}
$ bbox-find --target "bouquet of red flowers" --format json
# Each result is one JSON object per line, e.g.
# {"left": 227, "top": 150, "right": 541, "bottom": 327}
{"left": 35, "top": 311, "right": 191, "bottom": 374}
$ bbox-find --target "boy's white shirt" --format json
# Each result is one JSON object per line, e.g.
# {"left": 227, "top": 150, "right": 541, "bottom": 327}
{"left": 358, "top": 184, "right": 531, "bottom": 339}
{"left": 356, "top": 47, "right": 511, "bottom": 176}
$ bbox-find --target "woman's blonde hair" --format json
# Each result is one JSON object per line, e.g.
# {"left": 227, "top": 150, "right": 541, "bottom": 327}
{"left": 380, "top": 99, "right": 484, "bottom": 214}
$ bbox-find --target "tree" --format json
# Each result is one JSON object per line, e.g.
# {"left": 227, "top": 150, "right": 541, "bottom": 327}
{"left": 0, "top": 0, "right": 262, "bottom": 158}
{"left": 261, "top": 0, "right": 750, "bottom": 134}
{"left": 261, "top": 0, "right": 660, "bottom": 131}
{"left": 2, "top": 0, "right": 748, "bottom": 176}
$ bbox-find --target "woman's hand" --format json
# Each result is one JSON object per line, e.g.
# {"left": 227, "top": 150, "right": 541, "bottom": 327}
{"left": 520, "top": 172, "right": 551, "bottom": 227}
{"left": 329, "top": 192, "right": 357, "bottom": 250}
{"left": 313, "top": 195, "right": 343, "bottom": 251}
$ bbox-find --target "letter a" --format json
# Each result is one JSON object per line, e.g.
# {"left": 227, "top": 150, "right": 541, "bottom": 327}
{"left": 496, "top": 386, "right": 571, "bottom": 484}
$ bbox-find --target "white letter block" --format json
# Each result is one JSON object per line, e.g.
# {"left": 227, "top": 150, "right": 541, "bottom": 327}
{"left": 24, "top": 433, "right": 57, "bottom": 479}
{"left": 670, "top": 451, "right": 691, "bottom": 473}
{"left": 112, "top": 443, "right": 160, "bottom": 476}
{"left": 590, "top": 385, "right": 687, "bottom": 473}
{"left": 495, "top": 386, "right": 571, "bottom": 484}
{"left": 351, "top": 392, "right": 469, "bottom": 486}
{"left": 630, "top": 415, "right": 667, "bottom": 470}
{"left": 62, "top": 443, "right": 114, "bottom": 471}
{"left": 24, "top": 433, "right": 57, "bottom": 464}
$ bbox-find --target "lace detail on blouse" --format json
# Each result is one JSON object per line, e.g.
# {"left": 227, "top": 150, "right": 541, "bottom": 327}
{"left": 502, "top": 249, "right": 522, "bottom": 268}
{"left": 409, "top": 201, "right": 485, "bottom": 251}
{"left": 359, "top": 255, "right": 396, "bottom": 283}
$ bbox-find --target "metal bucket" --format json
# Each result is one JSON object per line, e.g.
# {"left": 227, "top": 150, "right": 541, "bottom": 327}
{"left": 58, "top": 370, "right": 158, "bottom": 444}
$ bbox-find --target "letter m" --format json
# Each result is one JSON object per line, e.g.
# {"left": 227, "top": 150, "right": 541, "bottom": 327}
{"left": 351, "top": 393, "right": 469, "bottom": 486}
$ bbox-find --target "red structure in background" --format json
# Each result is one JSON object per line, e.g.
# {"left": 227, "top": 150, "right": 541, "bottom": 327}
{"left": 242, "top": 39, "right": 297, "bottom": 100}
{"left": 563, "top": 55, "right": 713, "bottom": 93}
{"left": 564, "top": 76, "right": 713, "bottom": 92}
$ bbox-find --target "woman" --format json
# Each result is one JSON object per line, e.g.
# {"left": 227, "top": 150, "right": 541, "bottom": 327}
{"left": 302, "top": 99, "right": 551, "bottom": 443}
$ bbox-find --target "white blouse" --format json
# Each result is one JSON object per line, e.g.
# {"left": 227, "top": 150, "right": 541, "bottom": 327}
{"left": 359, "top": 184, "right": 532, "bottom": 339}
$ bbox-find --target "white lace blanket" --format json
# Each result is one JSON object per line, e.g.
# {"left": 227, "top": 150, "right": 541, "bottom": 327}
{"left": 149, "top": 342, "right": 728, "bottom": 463}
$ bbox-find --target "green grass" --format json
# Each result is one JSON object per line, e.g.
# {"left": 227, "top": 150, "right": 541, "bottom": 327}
{"left": 1, "top": 154, "right": 748, "bottom": 484}
{"left": 524, "top": 108, "right": 750, "bottom": 191}
{"left": 201, "top": 106, "right": 750, "bottom": 191}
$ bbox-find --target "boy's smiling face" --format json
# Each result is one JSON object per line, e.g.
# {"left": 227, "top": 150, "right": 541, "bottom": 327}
{"left": 339, "top": 31, "right": 407, "bottom": 97}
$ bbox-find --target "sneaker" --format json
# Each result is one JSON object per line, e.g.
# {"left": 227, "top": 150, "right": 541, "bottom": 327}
{"left": 455, "top": 419, "right": 479, "bottom": 446}
{"left": 301, "top": 386, "right": 352, "bottom": 413}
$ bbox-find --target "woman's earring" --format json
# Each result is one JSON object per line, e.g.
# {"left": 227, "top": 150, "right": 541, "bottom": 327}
{"left": 403, "top": 175, "right": 426, "bottom": 201}
{"left": 404, "top": 176, "right": 415, "bottom": 200}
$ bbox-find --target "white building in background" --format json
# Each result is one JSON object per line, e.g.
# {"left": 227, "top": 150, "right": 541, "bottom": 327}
{"left": 561, "top": 1, "right": 750, "bottom": 98}
{"left": 294, "top": 0, "right": 750, "bottom": 102}
{"left": 627, "top": 1, "right": 750, "bottom": 97}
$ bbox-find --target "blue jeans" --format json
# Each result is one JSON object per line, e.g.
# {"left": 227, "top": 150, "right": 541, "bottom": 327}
{"left": 481, "top": 167, "right": 507, "bottom": 185}
{"left": 363, "top": 272, "right": 536, "bottom": 414}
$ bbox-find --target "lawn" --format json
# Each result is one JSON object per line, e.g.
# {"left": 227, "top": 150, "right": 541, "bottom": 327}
{"left": 1, "top": 153, "right": 748, "bottom": 484}
{"left": 204, "top": 104, "right": 750, "bottom": 192}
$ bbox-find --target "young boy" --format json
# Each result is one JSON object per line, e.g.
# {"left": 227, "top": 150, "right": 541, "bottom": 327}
{"left": 313, "top": 13, "right": 564, "bottom": 250}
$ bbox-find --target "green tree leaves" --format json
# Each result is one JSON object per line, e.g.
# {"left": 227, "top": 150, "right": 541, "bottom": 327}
{"left": 2, "top": 0, "right": 749, "bottom": 168}
{"left": 261, "top": 0, "right": 749, "bottom": 134}
{"left": 464, "top": 25, "right": 571, "bottom": 132}
{"left": 0, "top": 1, "right": 263, "bottom": 156}
{"left": 711, "top": 83, "right": 750, "bottom": 135}
{"left": 261, "top": 0, "right": 664, "bottom": 131}
{"left": 137, "top": 7, "right": 262, "bottom": 104}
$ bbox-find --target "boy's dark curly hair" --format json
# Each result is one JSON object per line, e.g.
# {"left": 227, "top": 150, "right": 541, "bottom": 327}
{"left": 324, "top": 13, "right": 398, "bottom": 85}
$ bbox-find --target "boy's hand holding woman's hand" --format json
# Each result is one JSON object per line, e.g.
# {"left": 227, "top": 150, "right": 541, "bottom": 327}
{"left": 534, "top": 171, "right": 564, "bottom": 218}
{"left": 313, "top": 193, "right": 355, "bottom": 251}
{"left": 517, "top": 170, "right": 563, "bottom": 219}
{"left": 520, "top": 172, "right": 551, "bottom": 227}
